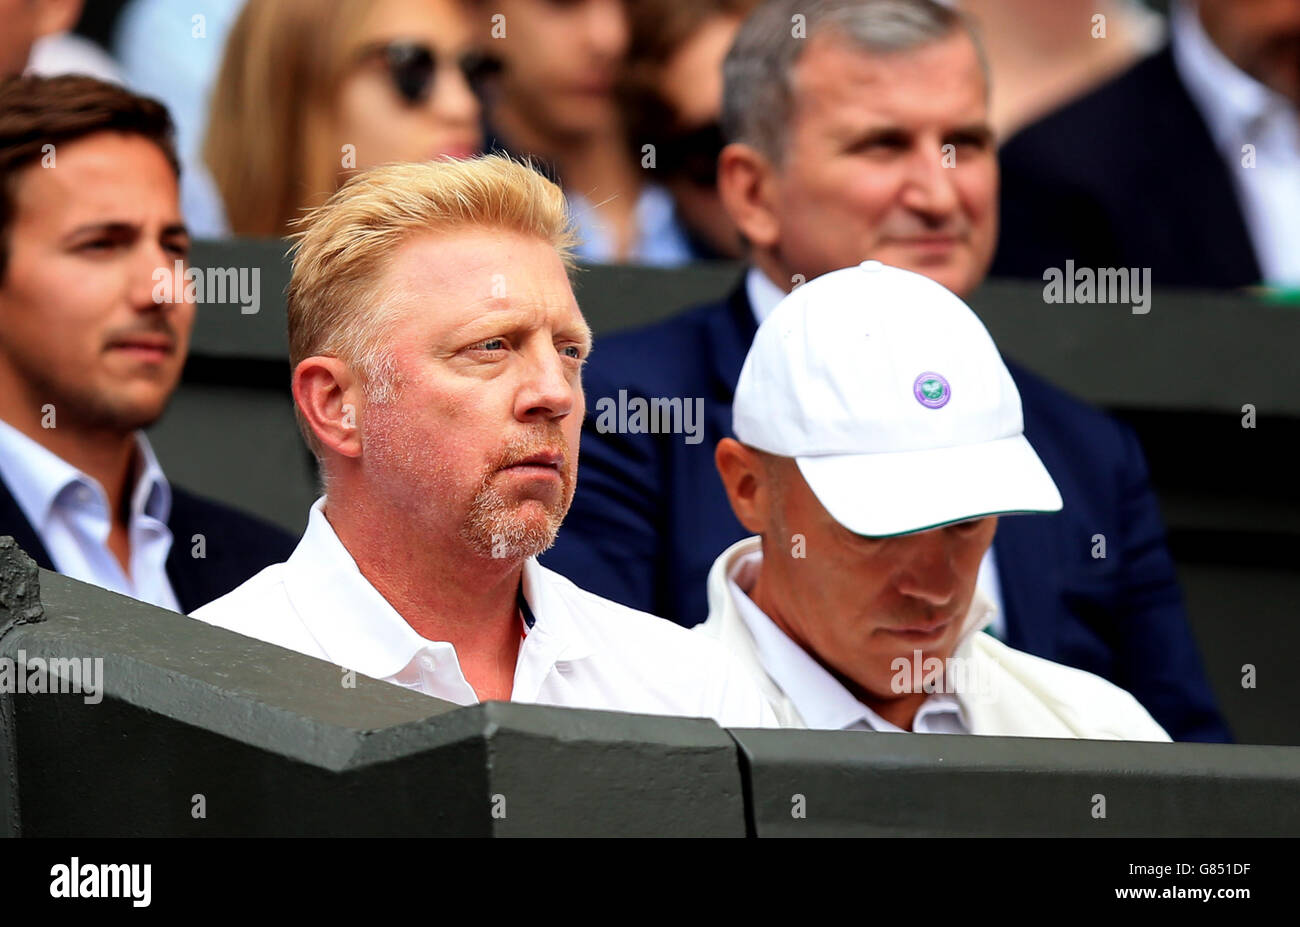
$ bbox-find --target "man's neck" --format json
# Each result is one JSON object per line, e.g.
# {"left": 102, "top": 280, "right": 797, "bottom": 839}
{"left": 324, "top": 490, "right": 525, "bottom": 701}
{"left": 747, "top": 559, "right": 925, "bottom": 731}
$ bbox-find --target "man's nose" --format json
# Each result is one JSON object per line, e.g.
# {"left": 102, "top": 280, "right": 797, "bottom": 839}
{"left": 584, "top": 0, "right": 630, "bottom": 60}
{"left": 130, "top": 243, "right": 184, "bottom": 313}
{"left": 894, "top": 534, "right": 959, "bottom": 607}
{"left": 898, "top": 143, "right": 961, "bottom": 219}
{"left": 430, "top": 61, "right": 480, "bottom": 127}
{"left": 514, "top": 346, "right": 576, "bottom": 423}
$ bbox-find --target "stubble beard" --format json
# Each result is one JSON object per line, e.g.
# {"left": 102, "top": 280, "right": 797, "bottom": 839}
{"left": 460, "top": 426, "right": 577, "bottom": 556}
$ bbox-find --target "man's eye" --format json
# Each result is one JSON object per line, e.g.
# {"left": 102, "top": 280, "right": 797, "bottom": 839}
{"left": 477, "top": 338, "right": 506, "bottom": 351}
{"left": 79, "top": 239, "right": 115, "bottom": 251}
{"left": 560, "top": 345, "right": 582, "bottom": 359}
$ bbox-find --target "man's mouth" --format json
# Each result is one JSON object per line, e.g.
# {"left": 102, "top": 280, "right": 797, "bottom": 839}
{"left": 499, "top": 449, "right": 565, "bottom": 479}
{"left": 106, "top": 334, "right": 175, "bottom": 363}
{"left": 887, "top": 235, "right": 963, "bottom": 252}
{"left": 884, "top": 619, "right": 953, "bottom": 642}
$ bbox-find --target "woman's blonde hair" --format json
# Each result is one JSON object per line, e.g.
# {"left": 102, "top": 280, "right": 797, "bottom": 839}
{"left": 204, "top": 0, "right": 374, "bottom": 237}
{"left": 286, "top": 155, "right": 579, "bottom": 454}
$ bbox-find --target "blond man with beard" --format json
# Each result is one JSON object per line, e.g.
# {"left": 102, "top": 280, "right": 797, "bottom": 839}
{"left": 193, "top": 156, "right": 775, "bottom": 725}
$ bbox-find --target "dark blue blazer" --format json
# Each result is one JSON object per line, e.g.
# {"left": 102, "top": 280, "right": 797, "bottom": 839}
{"left": 0, "top": 475, "right": 297, "bottom": 615}
{"left": 543, "top": 280, "right": 1232, "bottom": 743}
{"left": 992, "top": 46, "right": 1261, "bottom": 288}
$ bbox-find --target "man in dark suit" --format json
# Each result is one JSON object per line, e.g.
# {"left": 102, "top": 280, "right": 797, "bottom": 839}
{"left": 543, "top": 0, "right": 1231, "bottom": 742}
{"left": 994, "top": 0, "right": 1300, "bottom": 289}
{"left": 0, "top": 74, "right": 295, "bottom": 614}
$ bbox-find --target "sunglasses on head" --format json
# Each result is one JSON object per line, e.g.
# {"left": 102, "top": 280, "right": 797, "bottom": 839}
{"left": 354, "top": 40, "right": 502, "bottom": 105}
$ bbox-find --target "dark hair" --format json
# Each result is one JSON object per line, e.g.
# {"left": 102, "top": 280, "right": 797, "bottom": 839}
{"left": 0, "top": 75, "right": 180, "bottom": 281}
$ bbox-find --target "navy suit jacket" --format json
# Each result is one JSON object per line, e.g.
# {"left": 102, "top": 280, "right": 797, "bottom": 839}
{"left": 992, "top": 46, "right": 1261, "bottom": 287}
{"left": 543, "top": 280, "right": 1232, "bottom": 743}
{"left": 0, "top": 476, "right": 297, "bottom": 615}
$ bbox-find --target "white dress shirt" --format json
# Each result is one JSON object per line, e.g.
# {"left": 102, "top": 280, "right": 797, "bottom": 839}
{"left": 1172, "top": 0, "right": 1300, "bottom": 285}
{"left": 744, "top": 266, "right": 1008, "bottom": 637}
{"left": 192, "top": 498, "right": 778, "bottom": 727}
{"left": 0, "top": 418, "right": 179, "bottom": 611}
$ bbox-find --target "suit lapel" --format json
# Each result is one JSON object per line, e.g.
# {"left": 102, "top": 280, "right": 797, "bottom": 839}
{"left": 0, "top": 476, "right": 54, "bottom": 571}
{"left": 704, "top": 277, "right": 759, "bottom": 409}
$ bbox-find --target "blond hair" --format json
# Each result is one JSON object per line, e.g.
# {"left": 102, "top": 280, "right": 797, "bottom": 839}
{"left": 286, "top": 154, "right": 579, "bottom": 455}
{"left": 204, "top": 0, "right": 374, "bottom": 237}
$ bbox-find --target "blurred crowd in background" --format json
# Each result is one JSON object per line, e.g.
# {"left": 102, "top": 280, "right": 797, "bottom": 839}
{"left": 5, "top": 0, "right": 1296, "bottom": 288}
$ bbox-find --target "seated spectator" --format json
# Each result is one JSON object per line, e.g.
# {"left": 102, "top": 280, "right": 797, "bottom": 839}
{"left": 701, "top": 261, "right": 1170, "bottom": 740}
{"left": 618, "top": 0, "right": 758, "bottom": 260}
{"left": 994, "top": 0, "right": 1300, "bottom": 288}
{"left": 193, "top": 156, "right": 776, "bottom": 727}
{"left": 473, "top": 0, "right": 692, "bottom": 265}
{"left": 963, "top": 0, "right": 1164, "bottom": 136}
{"left": 204, "top": 0, "right": 489, "bottom": 237}
{"left": 542, "top": 0, "right": 1231, "bottom": 743}
{"left": 0, "top": 75, "right": 296, "bottom": 612}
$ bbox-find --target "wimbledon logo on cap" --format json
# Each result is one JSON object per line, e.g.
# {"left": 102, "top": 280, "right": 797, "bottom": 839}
{"left": 913, "top": 372, "right": 951, "bottom": 409}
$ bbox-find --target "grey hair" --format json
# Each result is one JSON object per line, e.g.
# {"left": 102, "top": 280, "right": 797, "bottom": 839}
{"left": 722, "top": 0, "right": 989, "bottom": 162}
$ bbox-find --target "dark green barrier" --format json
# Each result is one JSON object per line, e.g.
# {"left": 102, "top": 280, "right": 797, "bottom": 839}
{"left": 3, "top": 539, "right": 1299, "bottom": 837}
{"left": 0, "top": 549, "right": 745, "bottom": 837}
{"left": 731, "top": 728, "right": 1300, "bottom": 837}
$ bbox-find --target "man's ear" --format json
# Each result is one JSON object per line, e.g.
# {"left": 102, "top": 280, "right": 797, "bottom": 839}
{"left": 715, "top": 437, "right": 770, "bottom": 535}
{"left": 717, "top": 142, "right": 780, "bottom": 252}
{"left": 293, "top": 356, "right": 364, "bottom": 459}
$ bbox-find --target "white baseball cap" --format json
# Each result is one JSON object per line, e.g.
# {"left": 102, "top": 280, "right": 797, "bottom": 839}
{"left": 733, "top": 261, "right": 1063, "bottom": 536}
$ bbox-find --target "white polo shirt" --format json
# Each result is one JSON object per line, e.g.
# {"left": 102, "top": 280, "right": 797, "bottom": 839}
{"left": 192, "top": 498, "right": 778, "bottom": 727}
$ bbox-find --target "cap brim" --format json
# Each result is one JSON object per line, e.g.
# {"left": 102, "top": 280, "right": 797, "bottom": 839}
{"left": 795, "top": 434, "right": 1063, "bottom": 537}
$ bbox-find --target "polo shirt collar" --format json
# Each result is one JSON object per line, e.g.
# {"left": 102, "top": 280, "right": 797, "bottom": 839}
{"left": 281, "top": 498, "right": 593, "bottom": 682}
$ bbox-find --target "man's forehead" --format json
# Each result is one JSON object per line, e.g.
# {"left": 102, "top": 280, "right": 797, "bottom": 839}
{"left": 383, "top": 230, "right": 584, "bottom": 329}
{"left": 790, "top": 30, "right": 988, "bottom": 124}
{"left": 13, "top": 134, "right": 180, "bottom": 227}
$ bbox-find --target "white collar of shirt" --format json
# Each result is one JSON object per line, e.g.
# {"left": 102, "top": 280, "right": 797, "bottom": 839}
{"left": 0, "top": 416, "right": 170, "bottom": 534}
{"left": 745, "top": 265, "right": 790, "bottom": 328}
{"left": 724, "top": 542, "right": 994, "bottom": 733}
{"left": 280, "top": 498, "right": 594, "bottom": 702}
{"left": 1172, "top": 1, "right": 1296, "bottom": 156}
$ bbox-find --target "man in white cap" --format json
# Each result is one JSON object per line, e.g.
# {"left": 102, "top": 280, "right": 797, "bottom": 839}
{"left": 700, "top": 260, "right": 1170, "bottom": 739}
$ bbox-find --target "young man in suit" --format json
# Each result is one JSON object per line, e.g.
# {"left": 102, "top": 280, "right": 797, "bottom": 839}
{"left": 0, "top": 74, "right": 295, "bottom": 613}
{"left": 994, "top": 0, "right": 1300, "bottom": 289}
{"left": 542, "top": 0, "right": 1232, "bottom": 742}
